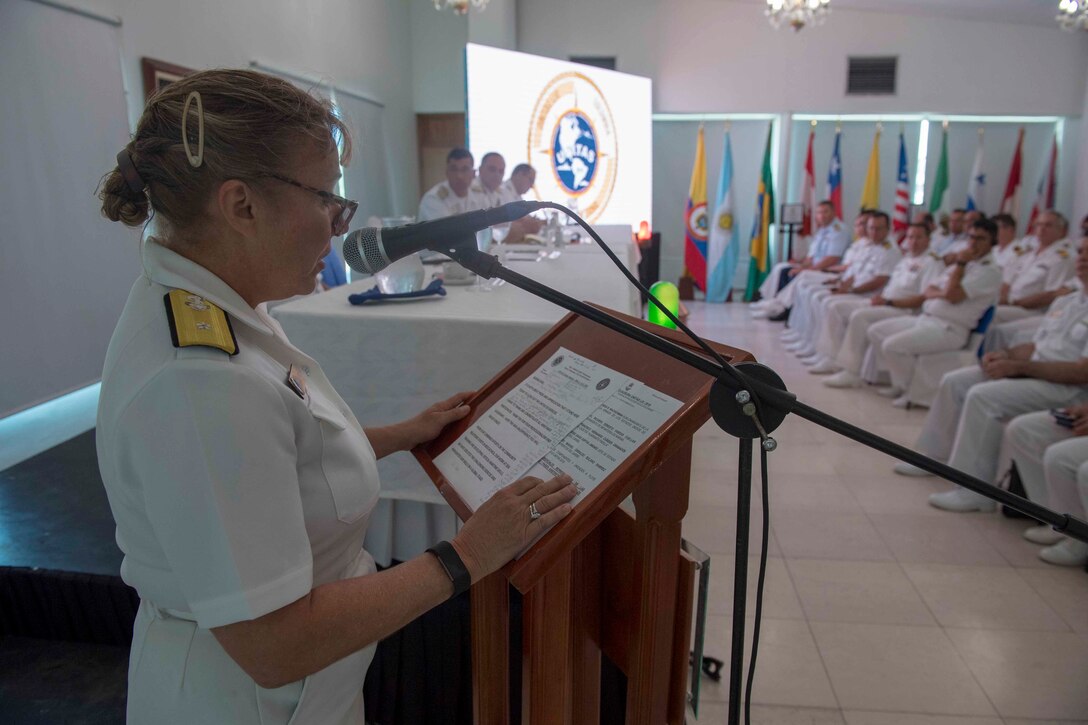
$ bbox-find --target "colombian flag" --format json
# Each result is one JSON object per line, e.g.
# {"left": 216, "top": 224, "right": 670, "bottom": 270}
{"left": 683, "top": 126, "right": 709, "bottom": 291}
{"left": 744, "top": 124, "right": 775, "bottom": 301}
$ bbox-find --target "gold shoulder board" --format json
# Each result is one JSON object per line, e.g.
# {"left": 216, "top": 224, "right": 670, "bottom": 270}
{"left": 437, "top": 185, "right": 450, "bottom": 200}
{"left": 164, "top": 290, "right": 238, "bottom": 356}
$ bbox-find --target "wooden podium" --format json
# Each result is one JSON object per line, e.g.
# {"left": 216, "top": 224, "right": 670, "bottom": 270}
{"left": 414, "top": 307, "right": 752, "bottom": 724}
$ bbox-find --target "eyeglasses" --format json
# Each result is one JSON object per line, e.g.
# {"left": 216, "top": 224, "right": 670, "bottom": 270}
{"left": 262, "top": 173, "right": 358, "bottom": 236}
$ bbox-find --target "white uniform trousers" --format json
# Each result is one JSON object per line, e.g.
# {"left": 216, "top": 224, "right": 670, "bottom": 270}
{"left": 873, "top": 317, "right": 968, "bottom": 392}
{"left": 993, "top": 305, "right": 1041, "bottom": 324}
{"left": 814, "top": 296, "right": 872, "bottom": 361}
{"left": 778, "top": 270, "right": 835, "bottom": 309}
{"left": 915, "top": 366, "right": 1088, "bottom": 485}
{"left": 833, "top": 306, "right": 911, "bottom": 374}
{"left": 1045, "top": 437, "right": 1088, "bottom": 520}
{"left": 791, "top": 287, "right": 833, "bottom": 347}
{"left": 983, "top": 316, "right": 1044, "bottom": 354}
{"left": 759, "top": 262, "right": 795, "bottom": 302}
{"left": 1004, "top": 411, "right": 1075, "bottom": 506}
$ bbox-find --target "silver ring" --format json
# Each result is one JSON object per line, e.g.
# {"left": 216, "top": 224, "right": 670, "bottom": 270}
{"left": 529, "top": 502, "right": 542, "bottom": 521}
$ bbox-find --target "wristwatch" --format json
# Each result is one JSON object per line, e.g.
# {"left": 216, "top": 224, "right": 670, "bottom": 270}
{"left": 427, "top": 540, "right": 471, "bottom": 597}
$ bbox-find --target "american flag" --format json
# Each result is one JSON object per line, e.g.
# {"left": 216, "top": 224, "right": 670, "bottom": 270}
{"left": 892, "top": 132, "right": 910, "bottom": 244}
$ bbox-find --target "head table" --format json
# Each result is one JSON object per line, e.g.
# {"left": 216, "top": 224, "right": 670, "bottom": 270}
{"left": 271, "top": 229, "right": 641, "bottom": 565}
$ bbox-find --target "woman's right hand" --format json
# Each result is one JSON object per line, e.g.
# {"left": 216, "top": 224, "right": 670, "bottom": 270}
{"left": 451, "top": 474, "right": 578, "bottom": 582}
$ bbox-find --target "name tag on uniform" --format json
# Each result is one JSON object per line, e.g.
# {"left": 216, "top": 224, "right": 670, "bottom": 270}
{"left": 286, "top": 364, "right": 308, "bottom": 400}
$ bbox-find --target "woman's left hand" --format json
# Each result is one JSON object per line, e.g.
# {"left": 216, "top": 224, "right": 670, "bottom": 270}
{"left": 399, "top": 391, "right": 474, "bottom": 450}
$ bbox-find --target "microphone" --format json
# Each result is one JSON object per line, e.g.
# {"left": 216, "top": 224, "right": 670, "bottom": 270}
{"left": 342, "top": 200, "right": 545, "bottom": 275}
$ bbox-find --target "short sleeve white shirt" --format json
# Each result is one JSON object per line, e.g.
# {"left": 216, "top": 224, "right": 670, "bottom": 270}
{"left": 850, "top": 240, "right": 901, "bottom": 288}
{"left": 1008, "top": 238, "right": 1077, "bottom": 301}
{"left": 883, "top": 252, "right": 945, "bottom": 301}
{"left": 995, "top": 239, "right": 1035, "bottom": 286}
{"left": 499, "top": 178, "right": 523, "bottom": 203}
{"left": 808, "top": 220, "right": 850, "bottom": 262}
{"left": 920, "top": 252, "right": 1002, "bottom": 331}
{"left": 418, "top": 180, "right": 485, "bottom": 221}
{"left": 97, "top": 240, "right": 381, "bottom": 723}
{"left": 1031, "top": 290, "right": 1088, "bottom": 362}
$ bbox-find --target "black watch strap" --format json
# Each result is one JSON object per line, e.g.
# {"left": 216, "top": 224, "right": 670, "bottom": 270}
{"left": 427, "top": 540, "right": 471, "bottom": 597}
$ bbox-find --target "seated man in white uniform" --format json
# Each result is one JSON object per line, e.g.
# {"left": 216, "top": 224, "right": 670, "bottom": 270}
{"left": 814, "top": 223, "right": 945, "bottom": 379}
{"left": 751, "top": 200, "right": 848, "bottom": 312}
{"left": 1004, "top": 403, "right": 1088, "bottom": 567}
{"left": 763, "top": 211, "right": 870, "bottom": 323}
{"left": 894, "top": 237, "right": 1088, "bottom": 513}
{"left": 866, "top": 218, "right": 1002, "bottom": 406}
{"left": 994, "top": 210, "right": 1075, "bottom": 323}
{"left": 496, "top": 162, "right": 544, "bottom": 244}
{"left": 789, "top": 211, "right": 901, "bottom": 361}
{"left": 471, "top": 151, "right": 507, "bottom": 209}
{"left": 932, "top": 208, "right": 968, "bottom": 257}
{"left": 418, "top": 147, "right": 484, "bottom": 222}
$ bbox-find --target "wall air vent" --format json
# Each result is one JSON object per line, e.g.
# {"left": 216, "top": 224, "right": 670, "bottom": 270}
{"left": 847, "top": 56, "right": 897, "bottom": 95}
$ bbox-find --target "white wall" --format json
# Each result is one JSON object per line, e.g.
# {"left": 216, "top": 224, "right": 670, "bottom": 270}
{"left": 411, "top": 0, "right": 468, "bottom": 113}
{"left": 519, "top": 0, "right": 1088, "bottom": 116}
{"left": 76, "top": 0, "right": 420, "bottom": 215}
{"left": 1075, "top": 70, "right": 1088, "bottom": 227}
{"left": 468, "top": 0, "right": 516, "bottom": 50}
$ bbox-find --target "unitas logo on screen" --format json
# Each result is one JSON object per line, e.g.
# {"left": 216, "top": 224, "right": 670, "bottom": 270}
{"left": 528, "top": 72, "right": 617, "bottom": 223}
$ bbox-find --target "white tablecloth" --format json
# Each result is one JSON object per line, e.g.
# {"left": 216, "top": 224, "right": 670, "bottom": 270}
{"left": 271, "top": 236, "right": 639, "bottom": 565}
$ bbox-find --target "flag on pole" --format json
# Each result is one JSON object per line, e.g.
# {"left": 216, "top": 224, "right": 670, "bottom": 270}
{"left": 744, "top": 124, "right": 775, "bottom": 301}
{"left": 683, "top": 126, "right": 709, "bottom": 291}
{"left": 706, "top": 128, "right": 737, "bottom": 303}
{"left": 826, "top": 128, "right": 843, "bottom": 220}
{"left": 801, "top": 125, "right": 816, "bottom": 237}
{"left": 1026, "top": 133, "right": 1059, "bottom": 233}
{"left": 928, "top": 124, "right": 950, "bottom": 216}
{"left": 966, "top": 129, "right": 985, "bottom": 211}
{"left": 892, "top": 132, "right": 911, "bottom": 243}
{"left": 1000, "top": 127, "right": 1025, "bottom": 221}
{"left": 859, "top": 127, "right": 881, "bottom": 211}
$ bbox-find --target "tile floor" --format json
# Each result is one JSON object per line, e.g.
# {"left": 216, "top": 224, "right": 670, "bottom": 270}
{"left": 681, "top": 302, "right": 1088, "bottom": 723}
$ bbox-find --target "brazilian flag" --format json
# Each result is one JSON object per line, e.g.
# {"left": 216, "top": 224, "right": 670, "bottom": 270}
{"left": 744, "top": 125, "right": 775, "bottom": 301}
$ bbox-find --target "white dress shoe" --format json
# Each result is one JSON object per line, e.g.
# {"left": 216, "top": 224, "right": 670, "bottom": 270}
{"left": 824, "top": 370, "right": 861, "bottom": 388}
{"left": 798, "top": 351, "right": 820, "bottom": 364}
{"left": 780, "top": 331, "right": 800, "bottom": 342}
{"left": 928, "top": 488, "right": 996, "bottom": 513}
{"left": 891, "top": 395, "right": 911, "bottom": 409}
{"left": 876, "top": 385, "right": 905, "bottom": 398}
{"left": 1039, "top": 538, "right": 1088, "bottom": 567}
{"left": 1023, "top": 525, "right": 1066, "bottom": 546}
{"left": 808, "top": 359, "right": 840, "bottom": 374}
{"left": 894, "top": 461, "right": 934, "bottom": 477}
{"left": 784, "top": 340, "right": 808, "bottom": 352}
{"left": 750, "top": 309, "right": 772, "bottom": 319}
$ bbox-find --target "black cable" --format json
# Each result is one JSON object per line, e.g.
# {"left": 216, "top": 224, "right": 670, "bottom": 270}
{"left": 743, "top": 446, "right": 771, "bottom": 725}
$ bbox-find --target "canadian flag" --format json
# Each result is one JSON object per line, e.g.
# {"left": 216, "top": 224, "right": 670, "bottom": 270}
{"left": 801, "top": 126, "right": 816, "bottom": 239}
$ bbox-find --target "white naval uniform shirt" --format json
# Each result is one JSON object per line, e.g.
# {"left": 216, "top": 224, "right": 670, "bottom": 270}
{"left": 1008, "top": 238, "right": 1077, "bottom": 302}
{"left": 994, "top": 238, "right": 1036, "bottom": 286}
{"left": 97, "top": 240, "right": 381, "bottom": 724}
{"left": 883, "top": 252, "right": 945, "bottom": 301}
{"left": 807, "top": 220, "right": 850, "bottom": 262}
{"left": 847, "top": 240, "right": 902, "bottom": 289}
{"left": 1031, "top": 290, "right": 1088, "bottom": 363}
{"left": 919, "top": 252, "right": 1003, "bottom": 332}
{"left": 499, "top": 178, "right": 523, "bottom": 203}
{"left": 417, "top": 180, "right": 485, "bottom": 222}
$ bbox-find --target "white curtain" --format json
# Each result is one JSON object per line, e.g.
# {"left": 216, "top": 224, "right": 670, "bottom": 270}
{"left": 0, "top": 0, "right": 133, "bottom": 417}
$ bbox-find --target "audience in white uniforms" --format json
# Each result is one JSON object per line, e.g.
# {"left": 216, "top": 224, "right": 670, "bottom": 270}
{"left": 751, "top": 200, "right": 849, "bottom": 311}
{"left": 812, "top": 223, "right": 945, "bottom": 378}
{"left": 865, "top": 217, "right": 1003, "bottom": 406}
{"left": 784, "top": 211, "right": 901, "bottom": 361}
{"left": 893, "top": 236, "right": 1088, "bottom": 514}
{"left": 994, "top": 210, "right": 1076, "bottom": 323}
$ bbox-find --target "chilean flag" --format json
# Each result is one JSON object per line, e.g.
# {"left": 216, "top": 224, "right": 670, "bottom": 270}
{"left": 892, "top": 132, "right": 911, "bottom": 244}
{"left": 826, "top": 129, "right": 843, "bottom": 220}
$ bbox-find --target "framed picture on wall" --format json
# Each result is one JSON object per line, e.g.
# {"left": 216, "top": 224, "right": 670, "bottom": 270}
{"left": 141, "top": 57, "right": 195, "bottom": 101}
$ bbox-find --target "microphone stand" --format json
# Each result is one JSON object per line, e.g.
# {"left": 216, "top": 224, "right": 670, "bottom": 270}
{"left": 442, "top": 238, "right": 1088, "bottom": 725}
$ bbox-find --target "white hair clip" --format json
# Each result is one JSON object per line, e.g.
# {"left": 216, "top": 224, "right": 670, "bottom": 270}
{"left": 181, "top": 91, "right": 205, "bottom": 168}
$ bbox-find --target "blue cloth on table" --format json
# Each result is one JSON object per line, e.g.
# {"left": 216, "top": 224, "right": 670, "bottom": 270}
{"left": 348, "top": 278, "right": 446, "bottom": 305}
{"left": 320, "top": 248, "right": 349, "bottom": 288}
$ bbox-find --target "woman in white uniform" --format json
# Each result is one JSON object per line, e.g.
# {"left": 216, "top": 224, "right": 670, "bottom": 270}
{"left": 95, "top": 69, "right": 575, "bottom": 724}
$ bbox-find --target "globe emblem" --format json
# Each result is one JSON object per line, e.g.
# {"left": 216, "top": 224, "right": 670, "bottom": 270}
{"left": 551, "top": 111, "right": 598, "bottom": 195}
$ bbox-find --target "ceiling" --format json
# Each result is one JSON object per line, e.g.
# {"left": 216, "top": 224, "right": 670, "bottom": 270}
{"left": 739, "top": 0, "right": 1068, "bottom": 28}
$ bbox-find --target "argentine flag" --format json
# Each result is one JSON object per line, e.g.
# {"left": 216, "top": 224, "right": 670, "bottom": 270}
{"left": 706, "top": 130, "right": 736, "bottom": 303}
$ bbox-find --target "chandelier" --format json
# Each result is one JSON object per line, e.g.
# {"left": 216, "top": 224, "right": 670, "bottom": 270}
{"left": 765, "top": 0, "right": 831, "bottom": 31}
{"left": 433, "top": 0, "right": 489, "bottom": 14}
{"left": 1057, "top": 0, "right": 1088, "bottom": 30}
